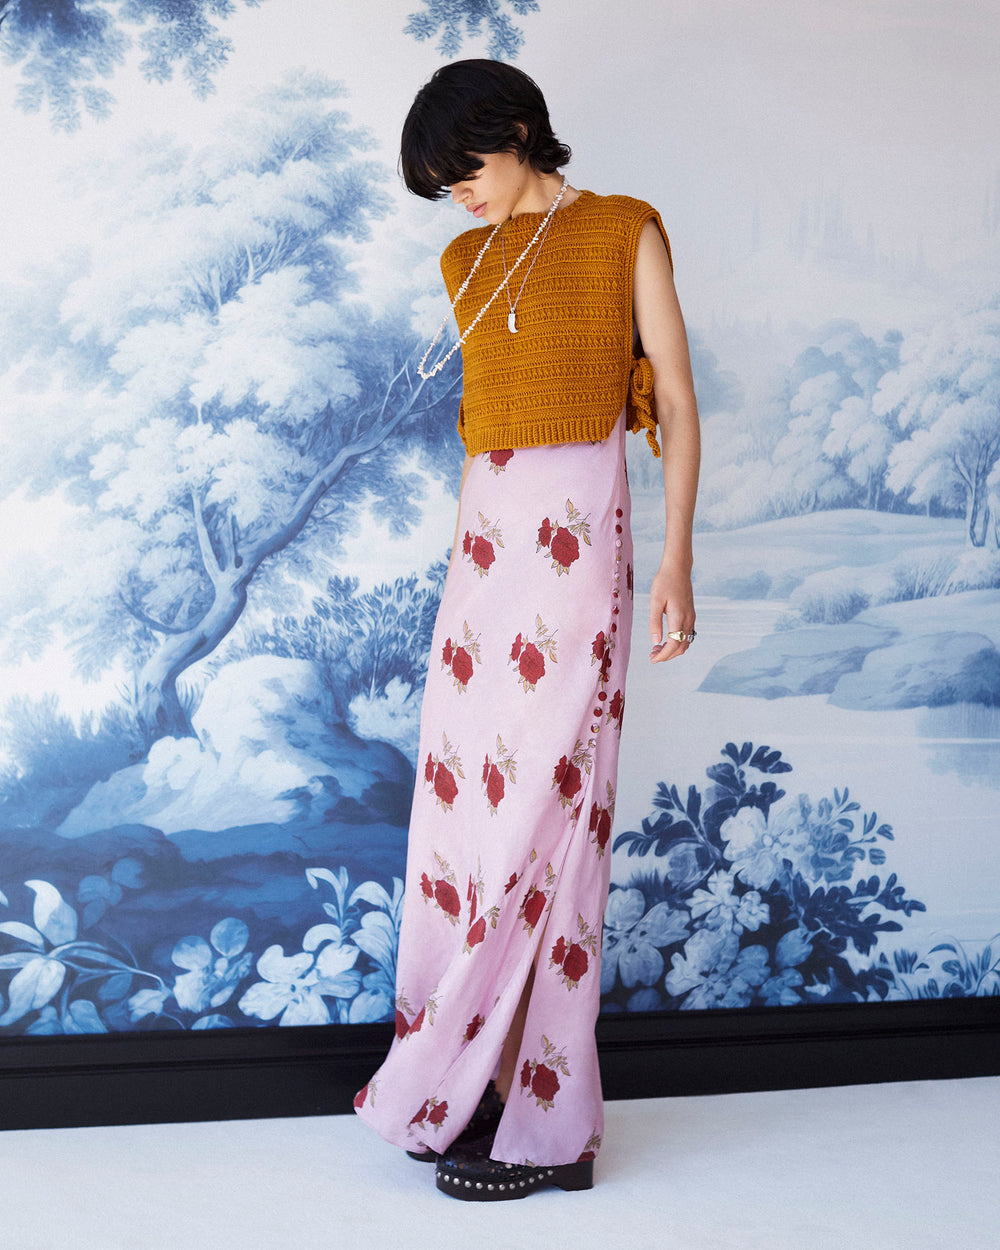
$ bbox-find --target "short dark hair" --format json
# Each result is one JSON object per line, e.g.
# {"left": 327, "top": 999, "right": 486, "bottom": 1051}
{"left": 401, "top": 58, "right": 571, "bottom": 200}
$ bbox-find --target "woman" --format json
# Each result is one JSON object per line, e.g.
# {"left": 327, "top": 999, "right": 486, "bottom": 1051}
{"left": 353, "top": 58, "right": 700, "bottom": 1201}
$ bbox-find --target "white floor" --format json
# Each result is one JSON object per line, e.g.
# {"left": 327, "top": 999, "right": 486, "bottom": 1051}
{"left": 0, "top": 1076, "right": 997, "bottom": 1250}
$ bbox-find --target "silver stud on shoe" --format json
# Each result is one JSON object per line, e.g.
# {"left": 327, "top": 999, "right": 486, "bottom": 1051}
{"left": 464, "top": 1180, "right": 472, "bottom": 1188}
{"left": 487, "top": 1184, "right": 494, "bottom": 1191}
{"left": 476, "top": 1182, "right": 483, "bottom": 1190}
{"left": 547, "top": 1169, "right": 554, "bottom": 1176}
{"left": 499, "top": 1183, "right": 506, "bottom": 1191}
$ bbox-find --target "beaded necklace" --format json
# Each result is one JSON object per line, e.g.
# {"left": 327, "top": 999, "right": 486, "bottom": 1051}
{"left": 417, "top": 176, "right": 568, "bottom": 380}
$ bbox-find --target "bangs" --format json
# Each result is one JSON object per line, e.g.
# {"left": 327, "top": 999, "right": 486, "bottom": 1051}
{"left": 401, "top": 119, "right": 487, "bottom": 201}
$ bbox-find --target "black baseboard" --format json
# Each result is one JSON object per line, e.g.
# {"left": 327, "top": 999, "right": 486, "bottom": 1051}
{"left": 2, "top": 998, "right": 997, "bottom": 1131}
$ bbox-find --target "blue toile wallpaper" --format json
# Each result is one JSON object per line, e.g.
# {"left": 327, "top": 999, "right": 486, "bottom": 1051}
{"left": 1, "top": 0, "right": 998, "bottom": 1038}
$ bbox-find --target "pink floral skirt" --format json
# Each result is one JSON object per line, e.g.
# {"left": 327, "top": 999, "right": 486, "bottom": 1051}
{"left": 353, "top": 412, "right": 633, "bottom": 1167}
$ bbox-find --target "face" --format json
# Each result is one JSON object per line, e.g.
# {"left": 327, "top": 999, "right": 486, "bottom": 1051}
{"left": 449, "top": 151, "right": 529, "bottom": 225}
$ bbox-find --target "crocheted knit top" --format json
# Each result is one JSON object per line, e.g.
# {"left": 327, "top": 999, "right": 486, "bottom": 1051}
{"left": 439, "top": 189, "right": 672, "bottom": 457}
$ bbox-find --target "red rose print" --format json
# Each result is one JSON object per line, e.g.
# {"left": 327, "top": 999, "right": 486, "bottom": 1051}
{"left": 353, "top": 1083, "right": 368, "bottom": 1109}
{"left": 520, "top": 1060, "right": 532, "bottom": 1089}
{"left": 424, "top": 754, "right": 434, "bottom": 784}
{"left": 462, "top": 530, "right": 472, "bottom": 555}
{"left": 510, "top": 632, "right": 523, "bottom": 661}
{"left": 427, "top": 1100, "right": 449, "bottom": 1126}
{"left": 592, "top": 631, "right": 606, "bottom": 662}
{"left": 537, "top": 517, "right": 553, "bottom": 548}
{"left": 468, "top": 874, "right": 478, "bottom": 924}
{"left": 596, "top": 809, "right": 612, "bottom": 851}
{"left": 627, "top": 562, "right": 634, "bottom": 595}
{"left": 518, "top": 642, "right": 545, "bottom": 686}
{"left": 531, "top": 1064, "right": 560, "bottom": 1104}
{"left": 550, "top": 525, "right": 579, "bottom": 570}
{"left": 489, "top": 449, "right": 514, "bottom": 470}
{"left": 395, "top": 1010, "right": 409, "bottom": 1039}
{"left": 552, "top": 755, "right": 582, "bottom": 804}
{"left": 466, "top": 916, "right": 486, "bottom": 948}
{"left": 420, "top": 872, "right": 434, "bottom": 899}
{"left": 434, "top": 878, "right": 461, "bottom": 917}
{"left": 577, "top": 1150, "right": 596, "bottom": 1162}
{"left": 608, "top": 688, "right": 625, "bottom": 726}
{"left": 521, "top": 886, "right": 546, "bottom": 930}
{"left": 465, "top": 1014, "right": 485, "bottom": 1043}
{"left": 551, "top": 935, "right": 566, "bottom": 966}
{"left": 471, "top": 534, "right": 495, "bottom": 572}
{"left": 410, "top": 1099, "right": 429, "bottom": 1125}
{"left": 434, "top": 763, "right": 458, "bottom": 806}
{"left": 410, "top": 1006, "right": 426, "bottom": 1034}
{"left": 442, "top": 638, "right": 454, "bottom": 666}
{"left": 562, "top": 943, "right": 589, "bottom": 983}
{"left": 486, "top": 763, "right": 505, "bottom": 809}
{"left": 589, "top": 802, "right": 600, "bottom": 833}
{"left": 451, "top": 646, "right": 474, "bottom": 686}
{"left": 504, "top": 871, "right": 520, "bottom": 895}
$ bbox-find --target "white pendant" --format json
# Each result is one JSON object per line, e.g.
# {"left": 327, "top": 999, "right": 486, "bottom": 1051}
{"left": 507, "top": 311, "right": 518, "bottom": 334}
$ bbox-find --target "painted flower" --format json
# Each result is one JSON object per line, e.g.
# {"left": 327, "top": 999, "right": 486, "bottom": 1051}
{"left": 537, "top": 518, "right": 553, "bottom": 549}
{"left": 409, "top": 1005, "right": 426, "bottom": 1034}
{"left": 170, "top": 918, "right": 253, "bottom": 1014}
{"left": 518, "top": 642, "right": 545, "bottom": 686}
{"left": 441, "top": 638, "right": 454, "bottom": 666}
{"left": 471, "top": 535, "right": 495, "bottom": 572}
{"left": 720, "top": 805, "right": 808, "bottom": 891}
{"left": 504, "top": 872, "right": 520, "bottom": 895}
{"left": 464, "top": 1013, "right": 485, "bottom": 1042}
{"left": 424, "top": 754, "right": 435, "bottom": 784}
{"left": 608, "top": 688, "right": 625, "bottom": 728}
{"left": 466, "top": 916, "right": 486, "bottom": 949}
{"left": 489, "top": 449, "right": 514, "bottom": 471}
{"left": 462, "top": 530, "right": 472, "bottom": 555}
{"left": 550, "top": 525, "right": 579, "bottom": 570}
{"left": 510, "top": 632, "right": 523, "bottom": 661}
{"left": 353, "top": 1083, "right": 369, "bottom": 1109}
{"left": 551, "top": 936, "right": 567, "bottom": 966}
{"left": 410, "top": 1099, "right": 429, "bottom": 1125}
{"left": 420, "top": 872, "right": 434, "bottom": 899}
{"left": 237, "top": 940, "right": 360, "bottom": 1027}
{"left": 601, "top": 888, "right": 690, "bottom": 993}
{"left": 520, "top": 1059, "right": 532, "bottom": 1089}
{"left": 395, "top": 1009, "right": 409, "bottom": 1039}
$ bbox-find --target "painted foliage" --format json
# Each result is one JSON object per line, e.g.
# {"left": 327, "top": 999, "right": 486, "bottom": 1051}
{"left": 1, "top": 0, "right": 998, "bottom": 1037}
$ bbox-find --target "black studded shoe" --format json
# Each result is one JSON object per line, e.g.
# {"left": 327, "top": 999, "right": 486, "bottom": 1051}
{"left": 406, "top": 1081, "right": 505, "bottom": 1163}
{"left": 435, "top": 1153, "right": 594, "bottom": 1200}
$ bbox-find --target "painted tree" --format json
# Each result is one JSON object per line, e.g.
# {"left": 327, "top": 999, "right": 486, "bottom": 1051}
{"left": 0, "top": 0, "right": 265, "bottom": 130}
{"left": 878, "top": 305, "right": 1000, "bottom": 545}
{"left": 404, "top": 0, "right": 539, "bottom": 60}
{"left": 0, "top": 72, "right": 459, "bottom": 742}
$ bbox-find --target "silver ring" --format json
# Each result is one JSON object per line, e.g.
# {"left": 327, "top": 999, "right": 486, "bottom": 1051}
{"left": 666, "top": 629, "right": 697, "bottom": 643}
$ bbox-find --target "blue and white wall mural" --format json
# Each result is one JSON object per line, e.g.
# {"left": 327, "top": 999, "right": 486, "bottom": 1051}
{"left": 1, "top": 0, "right": 998, "bottom": 1038}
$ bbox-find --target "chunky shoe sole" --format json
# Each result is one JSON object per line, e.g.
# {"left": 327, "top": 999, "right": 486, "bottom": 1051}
{"left": 435, "top": 1158, "right": 593, "bottom": 1200}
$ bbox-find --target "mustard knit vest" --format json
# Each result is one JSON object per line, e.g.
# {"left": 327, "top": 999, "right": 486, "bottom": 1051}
{"left": 440, "top": 190, "right": 672, "bottom": 457}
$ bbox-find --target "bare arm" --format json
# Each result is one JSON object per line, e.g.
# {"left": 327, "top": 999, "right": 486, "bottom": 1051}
{"left": 632, "top": 218, "right": 701, "bottom": 663}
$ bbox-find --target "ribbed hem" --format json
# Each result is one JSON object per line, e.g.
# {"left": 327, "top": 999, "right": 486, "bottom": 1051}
{"left": 461, "top": 413, "right": 621, "bottom": 455}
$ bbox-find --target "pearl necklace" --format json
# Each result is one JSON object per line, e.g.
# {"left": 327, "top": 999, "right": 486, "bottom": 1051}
{"left": 417, "top": 176, "right": 568, "bottom": 380}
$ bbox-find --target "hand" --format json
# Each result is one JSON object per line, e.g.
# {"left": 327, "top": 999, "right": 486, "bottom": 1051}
{"left": 649, "top": 563, "right": 695, "bottom": 663}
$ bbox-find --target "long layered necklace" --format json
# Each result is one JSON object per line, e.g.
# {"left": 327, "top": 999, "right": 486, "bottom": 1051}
{"left": 417, "top": 175, "right": 568, "bottom": 381}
